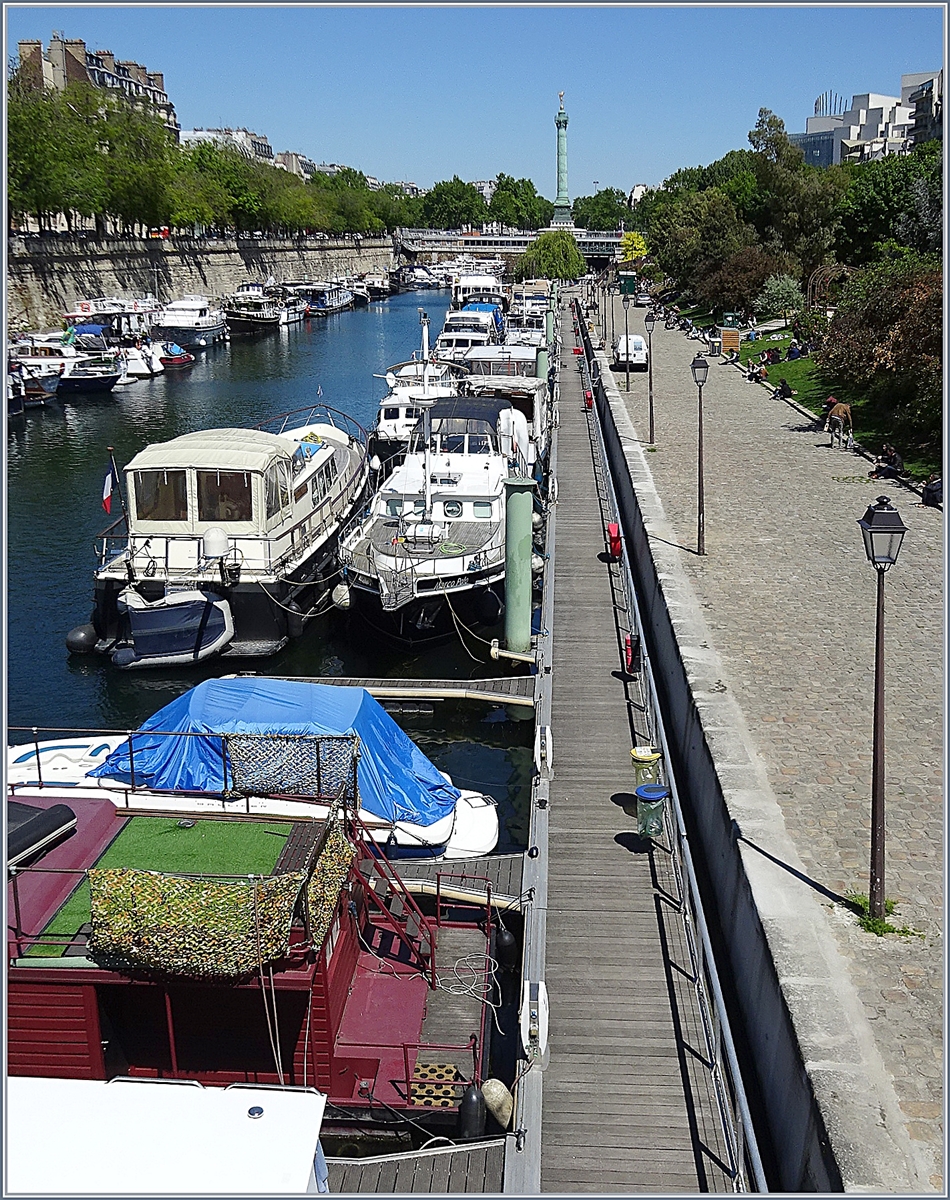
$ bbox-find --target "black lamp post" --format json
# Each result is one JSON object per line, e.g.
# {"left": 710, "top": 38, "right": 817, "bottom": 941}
{"left": 857, "top": 495, "right": 907, "bottom": 920}
{"left": 690, "top": 353, "right": 708, "bottom": 555}
{"left": 622, "top": 292, "right": 631, "bottom": 390}
{"left": 644, "top": 311, "right": 656, "bottom": 444}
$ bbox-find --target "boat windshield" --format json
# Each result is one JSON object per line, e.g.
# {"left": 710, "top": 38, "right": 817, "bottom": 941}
{"left": 409, "top": 417, "right": 497, "bottom": 455}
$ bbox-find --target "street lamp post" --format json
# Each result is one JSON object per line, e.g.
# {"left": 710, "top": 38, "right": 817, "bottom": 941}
{"left": 622, "top": 292, "right": 631, "bottom": 390}
{"left": 644, "top": 311, "right": 656, "bottom": 444}
{"left": 857, "top": 495, "right": 907, "bottom": 920}
{"left": 690, "top": 354, "right": 708, "bottom": 555}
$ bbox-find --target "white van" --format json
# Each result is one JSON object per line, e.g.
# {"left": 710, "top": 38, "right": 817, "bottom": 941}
{"left": 612, "top": 334, "right": 648, "bottom": 371}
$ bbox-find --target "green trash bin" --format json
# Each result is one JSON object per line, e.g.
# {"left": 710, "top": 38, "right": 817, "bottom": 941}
{"left": 635, "top": 784, "right": 669, "bottom": 839}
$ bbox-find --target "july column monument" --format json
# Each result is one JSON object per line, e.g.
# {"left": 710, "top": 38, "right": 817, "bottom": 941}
{"left": 550, "top": 91, "right": 574, "bottom": 228}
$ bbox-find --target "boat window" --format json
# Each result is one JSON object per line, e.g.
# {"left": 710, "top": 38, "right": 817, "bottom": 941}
{"left": 383, "top": 407, "right": 400, "bottom": 421}
{"left": 405, "top": 408, "right": 421, "bottom": 419}
{"left": 312, "top": 460, "right": 336, "bottom": 505}
{"left": 443, "top": 500, "right": 462, "bottom": 519}
{"left": 468, "top": 433, "right": 492, "bottom": 454}
{"left": 197, "top": 470, "right": 253, "bottom": 522}
{"left": 473, "top": 501, "right": 493, "bottom": 519}
{"left": 265, "top": 460, "right": 291, "bottom": 520}
{"left": 134, "top": 469, "right": 188, "bottom": 521}
{"left": 385, "top": 498, "right": 403, "bottom": 517}
{"left": 441, "top": 433, "right": 466, "bottom": 453}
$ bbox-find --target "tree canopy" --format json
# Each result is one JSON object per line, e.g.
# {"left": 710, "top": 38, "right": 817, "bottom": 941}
{"left": 488, "top": 174, "right": 553, "bottom": 230}
{"left": 514, "top": 231, "right": 586, "bottom": 281}
{"left": 572, "top": 187, "right": 628, "bottom": 231}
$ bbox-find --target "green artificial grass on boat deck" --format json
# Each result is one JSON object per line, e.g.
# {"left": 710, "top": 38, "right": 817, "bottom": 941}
{"left": 28, "top": 817, "right": 291, "bottom": 957}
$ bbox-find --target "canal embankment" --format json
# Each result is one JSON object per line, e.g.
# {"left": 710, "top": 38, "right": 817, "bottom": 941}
{"left": 7, "top": 234, "right": 396, "bottom": 329}
{"left": 579, "top": 294, "right": 942, "bottom": 1193}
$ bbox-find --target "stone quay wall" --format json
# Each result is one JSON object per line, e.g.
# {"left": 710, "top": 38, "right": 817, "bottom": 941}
{"left": 7, "top": 235, "right": 396, "bottom": 330}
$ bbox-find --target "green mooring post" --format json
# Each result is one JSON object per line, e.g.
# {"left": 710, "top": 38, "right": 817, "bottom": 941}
{"left": 504, "top": 477, "right": 534, "bottom": 655}
{"left": 536, "top": 345, "right": 549, "bottom": 387}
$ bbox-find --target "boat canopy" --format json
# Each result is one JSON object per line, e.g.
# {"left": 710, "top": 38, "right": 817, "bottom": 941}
{"left": 125, "top": 428, "right": 297, "bottom": 475}
{"left": 89, "top": 678, "right": 460, "bottom": 826}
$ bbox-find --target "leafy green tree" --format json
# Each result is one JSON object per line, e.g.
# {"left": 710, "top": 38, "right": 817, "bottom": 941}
{"left": 696, "top": 246, "right": 791, "bottom": 316}
{"left": 514, "top": 231, "right": 586, "bottom": 281}
{"left": 421, "top": 176, "right": 488, "bottom": 229}
{"left": 649, "top": 187, "right": 755, "bottom": 295}
{"left": 754, "top": 273, "right": 805, "bottom": 322}
{"left": 818, "top": 248, "right": 941, "bottom": 446}
{"left": 488, "top": 174, "right": 552, "bottom": 230}
{"left": 368, "top": 183, "right": 424, "bottom": 232}
{"left": 836, "top": 142, "right": 943, "bottom": 264}
{"left": 572, "top": 187, "right": 628, "bottom": 231}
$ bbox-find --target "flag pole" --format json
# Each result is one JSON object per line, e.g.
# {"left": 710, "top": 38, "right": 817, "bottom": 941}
{"left": 107, "top": 446, "right": 129, "bottom": 526}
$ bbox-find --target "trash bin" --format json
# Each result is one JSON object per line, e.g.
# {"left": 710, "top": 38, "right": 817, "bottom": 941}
{"left": 635, "top": 784, "right": 669, "bottom": 839}
{"left": 630, "top": 746, "right": 662, "bottom": 788}
{"left": 709, "top": 337, "right": 722, "bottom": 357}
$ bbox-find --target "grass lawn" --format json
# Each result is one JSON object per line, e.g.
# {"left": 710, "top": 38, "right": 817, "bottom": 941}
{"left": 30, "top": 817, "right": 291, "bottom": 956}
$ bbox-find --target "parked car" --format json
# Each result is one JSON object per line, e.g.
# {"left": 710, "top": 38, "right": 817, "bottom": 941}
{"left": 636, "top": 292, "right": 652, "bottom": 306}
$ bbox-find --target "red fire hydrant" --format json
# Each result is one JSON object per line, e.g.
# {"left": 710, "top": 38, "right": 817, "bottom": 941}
{"left": 608, "top": 523, "right": 622, "bottom": 559}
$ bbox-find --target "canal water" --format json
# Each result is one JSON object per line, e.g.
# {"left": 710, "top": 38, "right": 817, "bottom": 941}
{"left": 7, "top": 291, "right": 532, "bottom": 852}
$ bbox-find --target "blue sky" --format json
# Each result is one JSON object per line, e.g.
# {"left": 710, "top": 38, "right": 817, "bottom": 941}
{"left": 5, "top": 5, "right": 945, "bottom": 194}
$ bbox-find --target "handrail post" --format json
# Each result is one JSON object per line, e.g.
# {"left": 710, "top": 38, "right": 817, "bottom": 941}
{"left": 32, "top": 727, "right": 43, "bottom": 788}
{"left": 127, "top": 732, "right": 136, "bottom": 790}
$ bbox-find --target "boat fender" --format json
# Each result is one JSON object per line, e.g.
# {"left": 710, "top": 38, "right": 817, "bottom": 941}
{"left": 111, "top": 646, "right": 140, "bottom": 668}
{"left": 331, "top": 583, "right": 351, "bottom": 611}
{"left": 65, "top": 623, "right": 98, "bottom": 654}
{"left": 495, "top": 926, "right": 518, "bottom": 970}
{"left": 286, "top": 599, "right": 305, "bottom": 639}
{"left": 481, "top": 1079, "right": 514, "bottom": 1130}
{"left": 458, "top": 1084, "right": 486, "bottom": 1140}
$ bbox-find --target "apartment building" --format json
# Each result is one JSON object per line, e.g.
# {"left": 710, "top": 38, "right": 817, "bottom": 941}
{"left": 17, "top": 33, "right": 178, "bottom": 135}
{"left": 179, "top": 128, "right": 274, "bottom": 164}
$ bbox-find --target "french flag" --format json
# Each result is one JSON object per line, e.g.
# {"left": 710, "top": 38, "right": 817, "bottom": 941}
{"left": 102, "top": 463, "right": 119, "bottom": 514}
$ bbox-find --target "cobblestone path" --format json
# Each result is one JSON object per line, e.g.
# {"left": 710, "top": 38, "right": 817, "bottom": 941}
{"left": 603, "top": 296, "right": 943, "bottom": 1190}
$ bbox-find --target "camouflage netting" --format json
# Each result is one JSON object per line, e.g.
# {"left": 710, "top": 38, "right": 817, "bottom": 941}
{"left": 87, "top": 816, "right": 358, "bottom": 980}
{"left": 306, "top": 820, "right": 355, "bottom": 951}
{"left": 88, "top": 867, "right": 307, "bottom": 979}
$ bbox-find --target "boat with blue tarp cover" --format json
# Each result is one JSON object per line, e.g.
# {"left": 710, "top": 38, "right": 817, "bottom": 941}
{"left": 7, "top": 678, "right": 499, "bottom": 859}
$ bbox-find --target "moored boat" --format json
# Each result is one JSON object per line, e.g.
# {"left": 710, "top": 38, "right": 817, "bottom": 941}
{"left": 158, "top": 341, "right": 196, "bottom": 368}
{"left": 150, "top": 294, "right": 228, "bottom": 348}
{"left": 66, "top": 403, "right": 370, "bottom": 667}
{"left": 7, "top": 677, "right": 499, "bottom": 859}
{"left": 224, "top": 283, "right": 283, "bottom": 333}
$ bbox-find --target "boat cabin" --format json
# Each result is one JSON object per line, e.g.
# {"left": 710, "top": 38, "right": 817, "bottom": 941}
{"left": 463, "top": 345, "right": 540, "bottom": 378}
{"left": 106, "top": 425, "right": 360, "bottom": 578}
{"left": 451, "top": 274, "right": 502, "bottom": 309}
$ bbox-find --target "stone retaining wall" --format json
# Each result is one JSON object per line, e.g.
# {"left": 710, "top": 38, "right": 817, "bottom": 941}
{"left": 7, "top": 236, "right": 396, "bottom": 329}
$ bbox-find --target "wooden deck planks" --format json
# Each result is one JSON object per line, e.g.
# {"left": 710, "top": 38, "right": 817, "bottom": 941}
{"left": 327, "top": 1140, "right": 506, "bottom": 1194}
{"left": 539, "top": 319, "right": 733, "bottom": 1193}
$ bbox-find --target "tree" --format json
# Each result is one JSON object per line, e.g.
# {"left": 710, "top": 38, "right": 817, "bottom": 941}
{"left": 620, "top": 231, "right": 647, "bottom": 261}
{"left": 649, "top": 187, "right": 755, "bottom": 296}
{"left": 817, "top": 249, "right": 941, "bottom": 446}
{"left": 572, "top": 187, "right": 628, "bottom": 231}
{"left": 514, "top": 231, "right": 586, "bottom": 281}
{"left": 836, "top": 142, "right": 943, "bottom": 264}
{"left": 697, "top": 246, "right": 791, "bottom": 316}
{"left": 754, "top": 273, "right": 805, "bottom": 322}
{"left": 488, "top": 174, "right": 553, "bottom": 230}
{"left": 420, "top": 177, "right": 488, "bottom": 229}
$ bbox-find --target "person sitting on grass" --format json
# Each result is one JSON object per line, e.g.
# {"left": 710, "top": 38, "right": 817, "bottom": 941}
{"left": 773, "top": 378, "right": 797, "bottom": 401}
{"left": 869, "top": 444, "right": 905, "bottom": 480}
{"left": 746, "top": 362, "right": 769, "bottom": 383}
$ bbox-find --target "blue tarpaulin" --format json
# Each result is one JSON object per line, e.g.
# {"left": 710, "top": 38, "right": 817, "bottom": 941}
{"left": 70, "top": 323, "right": 109, "bottom": 335}
{"left": 89, "top": 678, "right": 460, "bottom": 826}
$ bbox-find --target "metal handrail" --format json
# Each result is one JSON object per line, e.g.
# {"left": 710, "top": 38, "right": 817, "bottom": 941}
{"left": 574, "top": 300, "right": 767, "bottom": 1191}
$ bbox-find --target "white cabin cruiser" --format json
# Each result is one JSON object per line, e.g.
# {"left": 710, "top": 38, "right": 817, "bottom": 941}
{"left": 7, "top": 678, "right": 499, "bottom": 860}
{"left": 150, "top": 294, "right": 228, "bottom": 348}
{"left": 338, "top": 393, "right": 530, "bottom": 644}
{"left": 369, "top": 309, "right": 468, "bottom": 470}
{"left": 67, "top": 404, "right": 369, "bottom": 668}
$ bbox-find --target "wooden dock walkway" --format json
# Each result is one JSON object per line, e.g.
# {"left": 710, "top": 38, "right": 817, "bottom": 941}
{"left": 328, "top": 1139, "right": 505, "bottom": 1193}
{"left": 248, "top": 675, "right": 535, "bottom": 707}
{"left": 540, "top": 309, "right": 734, "bottom": 1192}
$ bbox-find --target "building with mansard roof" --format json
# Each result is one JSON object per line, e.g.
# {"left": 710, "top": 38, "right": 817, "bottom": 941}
{"left": 17, "top": 33, "right": 178, "bottom": 136}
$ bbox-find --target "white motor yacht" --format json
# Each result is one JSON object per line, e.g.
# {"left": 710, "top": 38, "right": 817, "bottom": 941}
{"left": 67, "top": 404, "right": 370, "bottom": 667}
{"left": 150, "top": 295, "right": 228, "bottom": 348}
